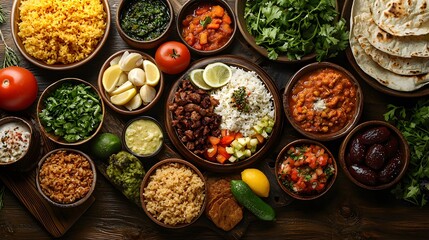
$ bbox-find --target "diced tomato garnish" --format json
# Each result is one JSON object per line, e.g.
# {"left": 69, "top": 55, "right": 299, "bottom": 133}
{"left": 216, "top": 154, "right": 227, "bottom": 164}
{"left": 254, "top": 133, "right": 265, "bottom": 144}
{"left": 221, "top": 129, "right": 228, "bottom": 137}
{"left": 220, "top": 135, "right": 235, "bottom": 145}
{"left": 234, "top": 132, "right": 243, "bottom": 140}
{"left": 208, "top": 136, "right": 220, "bottom": 145}
{"left": 206, "top": 145, "right": 218, "bottom": 158}
{"left": 217, "top": 146, "right": 231, "bottom": 159}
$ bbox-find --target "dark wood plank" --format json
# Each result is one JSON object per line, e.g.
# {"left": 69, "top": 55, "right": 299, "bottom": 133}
{"left": 1, "top": 0, "right": 429, "bottom": 239}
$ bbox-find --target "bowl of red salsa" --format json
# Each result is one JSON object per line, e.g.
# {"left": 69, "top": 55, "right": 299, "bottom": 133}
{"left": 275, "top": 139, "right": 337, "bottom": 200}
{"left": 283, "top": 62, "right": 363, "bottom": 141}
{"left": 177, "top": 0, "right": 236, "bottom": 55}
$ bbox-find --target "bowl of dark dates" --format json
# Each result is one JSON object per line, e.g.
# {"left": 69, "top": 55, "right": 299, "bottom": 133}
{"left": 338, "top": 120, "right": 410, "bottom": 190}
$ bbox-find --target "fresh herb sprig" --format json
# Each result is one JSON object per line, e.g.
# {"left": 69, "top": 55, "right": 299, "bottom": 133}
{"left": 384, "top": 99, "right": 429, "bottom": 206}
{"left": 1, "top": 30, "right": 20, "bottom": 68}
{"left": 200, "top": 16, "right": 212, "bottom": 29}
{"left": 39, "top": 83, "right": 103, "bottom": 143}
{"left": 0, "top": 4, "right": 6, "bottom": 24}
{"left": 244, "top": 0, "right": 348, "bottom": 61}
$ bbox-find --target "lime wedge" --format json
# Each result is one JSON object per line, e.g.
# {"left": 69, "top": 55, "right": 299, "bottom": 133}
{"left": 189, "top": 69, "right": 212, "bottom": 90}
{"left": 203, "top": 62, "right": 232, "bottom": 88}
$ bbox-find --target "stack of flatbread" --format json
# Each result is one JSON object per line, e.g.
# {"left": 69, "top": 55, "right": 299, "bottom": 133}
{"left": 349, "top": 0, "right": 429, "bottom": 92}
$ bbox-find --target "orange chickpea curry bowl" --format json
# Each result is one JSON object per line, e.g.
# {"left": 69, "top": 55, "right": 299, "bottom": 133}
{"left": 177, "top": 0, "right": 236, "bottom": 55}
{"left": 283, "top": 62, "right": 363, "bottom": 141}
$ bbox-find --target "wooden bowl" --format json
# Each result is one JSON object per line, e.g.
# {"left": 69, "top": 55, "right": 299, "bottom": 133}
{"left": 36, "top": 148, "right": 97, "bottom": 208}
{"left": 0, "top": 116, "right": 41, "bottom": 172}
{"left": 11, "top": 0, "right": 110, "bottom": 70}
{"left": 283, "top": 62, "right": 363, "bottom": 141}
{"left": 37, "top": 78, "right": 105, "bottom": 146}
{"left": 338, "top": 120, "right": 410, "bottom": 190}
{"left": 275, "top": 139, "right": 338, "bottom": 200}
{"left": 140, "top": 158, "right": 207, "bottom": 228}
{"left": 176, "top": 0, "right": 237, "bottom": 56}
{"left": 116, "top": 0, "right": 173, "bottom": 49}
{"left": 164, "top": 55, "right": 283, "bottom": 172}
{"left": 235, "top": 0, "right": 339, "bottom": 63}
{"left": 122, "top": 116, "right": 164, "bottom": 158}
{"left": 97, "top": 49, "right": 165, "bottom": 115}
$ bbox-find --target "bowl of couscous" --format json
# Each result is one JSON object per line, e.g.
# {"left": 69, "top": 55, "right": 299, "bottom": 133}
{"left": 11, "top": 0, "right": 111, "bottom": 70}
{"left": 140, "top": 158, "right": 207, "bottom": 228}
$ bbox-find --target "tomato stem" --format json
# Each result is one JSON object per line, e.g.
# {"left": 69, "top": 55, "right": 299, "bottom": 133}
{"left": 170, "top": 49, "right": 180, "bottom": 59}
{"left": 2, "top": 79, "right": 9, "bottom": 87}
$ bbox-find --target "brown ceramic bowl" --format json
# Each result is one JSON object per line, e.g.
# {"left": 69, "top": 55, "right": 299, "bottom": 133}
{"left": 116, "top": 0, "right": 173, "bottom": 49}
{"left": 177, "top": 0, "right": 237, "bottom": 56}
{"left": 140, "top": 158, "right": 207, "bottom": 228}
{"left": 275, "top": 139, "right": 338, "bottom": 200}
{"left": 11, "top": 0, "right": 110, "bottom": 70}
{"left": 338, "top": 120, "right": 410, "bottom": 190}
{"left": 235, "top": 0, "right": 338, "bottom": 63}
{"left": 0, "top": 116, "right": 41, "bottom": 172}
{"left": 283, "top": 62, "right": 363, "bottom": 141}
{"left": 37, "top": 78, "right": 105, "bottom": 146}
{"left": 122, "top": 116, "right": 164, "bottom": 158}
{"left": 98, "top": 49, "right": 165, "bottom": 115}
{"left": 36, "top": 148, "right": 97, "bottom": 208}
{"left": 164, "top": 55, "right": 283, "bottom": 173}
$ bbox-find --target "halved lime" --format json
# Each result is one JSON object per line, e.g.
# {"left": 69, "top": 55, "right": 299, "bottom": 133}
{"left": 203, "top": 62, "right": 232, "bottom": 88}
{"left": 189, "top": 69, "right": 212, "bottom": 90}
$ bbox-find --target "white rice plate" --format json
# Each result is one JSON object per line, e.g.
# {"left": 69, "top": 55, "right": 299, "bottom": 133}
{"left": 211, "top": 67, "right": 275, "bottom": 137}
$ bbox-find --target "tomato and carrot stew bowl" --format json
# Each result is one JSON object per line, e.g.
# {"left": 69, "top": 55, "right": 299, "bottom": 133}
{"left": 275, "top": 139, "right": 337, "bottom": 200}
{"left": 164, "top": 56, "right": 282, "bottom": 172}
{"left": 283, "top": 62, "right": 363, "bottom": 141}
{"left": 177, "top": 0, "right": 236, "bottom": 55}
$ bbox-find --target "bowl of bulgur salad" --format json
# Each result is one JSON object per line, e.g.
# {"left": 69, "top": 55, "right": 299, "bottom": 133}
{"left": 11, "top": 0, "right": 110, "bottom": 70}
{"left": 0, "top": 116, "right": 41, "bottom": 172}
{"left": 36, "top": 148, "right": 97, "bottom": 208}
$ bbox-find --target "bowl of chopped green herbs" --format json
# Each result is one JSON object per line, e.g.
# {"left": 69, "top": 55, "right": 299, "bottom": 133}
{"left": 37, "top": 78, "right": 105, "bottom": 146}
{"left": 235, "top": 0, "right": 348, "bottom": 63}
{"left": 116, "top": 0, "right": 174, "bottom": 49}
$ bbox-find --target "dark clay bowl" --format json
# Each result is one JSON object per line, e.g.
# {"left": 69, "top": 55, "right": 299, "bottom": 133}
{"left": 275, "top": 139, "right": 338, "bottom": 200}
{"left": 283, "top": 62, "right": 363, "bottom": 141}
{"left": 338, "top": 120, "right": 410, "bottom": 190}
{"left": 11, "top": 0, "right": 110, "bottom": 70}
{"left": 140, "top": 158, "right": 207, "bottom": 229}
{"left": 177, "top": 0, "right": 237, "bottom": 56}
{"left": 116, "top": 0, "right": 173, "bottom": 49}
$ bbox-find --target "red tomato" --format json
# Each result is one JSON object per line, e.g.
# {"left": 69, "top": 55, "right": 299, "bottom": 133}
{"left": 155, "top": 41, "right": 191, "bottom": 75}
{"left": 0, "top": 66, "right": 38, "bottom": 111}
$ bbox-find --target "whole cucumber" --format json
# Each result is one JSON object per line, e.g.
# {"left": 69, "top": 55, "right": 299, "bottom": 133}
{"left": 230, "top": 180, "right": 275, "bottom": 221}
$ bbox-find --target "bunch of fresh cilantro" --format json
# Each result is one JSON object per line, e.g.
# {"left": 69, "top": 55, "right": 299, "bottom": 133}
{"left": 244, "top": 0, "right": 349, "bottom": 61}
{"left": 384, "top": 99, "right": 429, "bottom": 206}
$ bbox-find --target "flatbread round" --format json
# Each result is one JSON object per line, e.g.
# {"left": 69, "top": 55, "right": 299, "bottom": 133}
{"left": 350, "top": 34, "right": 429, "bottom": 91}
{"left": 354, "top": 13, "right": 429, "bottom": 75}
{"left": 371, "top": 0, "right": 429, "bottom": 36}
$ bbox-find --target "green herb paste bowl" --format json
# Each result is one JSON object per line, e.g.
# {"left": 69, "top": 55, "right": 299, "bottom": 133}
{"left": 116, "top": 0, "right": 174, "bottom": 49}
{"left": 36, "top": 78, "right": 105, "bottom": 146}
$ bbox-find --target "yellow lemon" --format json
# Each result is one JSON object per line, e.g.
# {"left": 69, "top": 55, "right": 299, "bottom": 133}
{"left": 110, "top": 88, "right": 137, "bottom": 106}
{"left": 190, "top": 68, "right": 212, "bottom": 90}
{"left": 143, "top": 60, "right": 160, "bottom": 87}
{"left": 102, "top": 65, "right": 123, "bottom": 93}
{"left": 241, "top": 168, "right": 270, "bottom": 197}
{"left": 203, "top": 62, "right": 232, "bottom": 88}
{"left": 111, "top": 81, "right": 134, "bottom": 95}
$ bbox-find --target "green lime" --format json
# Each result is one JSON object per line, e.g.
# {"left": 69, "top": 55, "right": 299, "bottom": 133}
{"left": 203, "top": 62, "right": 232, "bottom": 88}
{"left": 90, "top": 133, "right": 122, "bottom": 160}
{"left": 189, "top": 69, "right": 212, "bottom": 90}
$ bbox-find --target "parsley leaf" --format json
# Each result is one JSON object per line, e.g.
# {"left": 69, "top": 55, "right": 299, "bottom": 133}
{"left": 244, "top": 0, "right": 348, "bottom": 61}
{"left": 200, "top": 16, "right": 212, "bottom": 28}
{"left": 384, "top": 99, "right": 429, "bottom": 206}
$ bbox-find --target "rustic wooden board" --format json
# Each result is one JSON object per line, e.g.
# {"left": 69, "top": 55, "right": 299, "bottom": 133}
{"left": 95, "top": 143, "right": 292, "bottom": 240}
{"left": 0, "top": 170, "right": 95, "bottom": 238}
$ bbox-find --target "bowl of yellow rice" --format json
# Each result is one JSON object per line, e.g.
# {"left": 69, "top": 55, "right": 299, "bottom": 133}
{"left": 11, "top": 0, "right": 110, "bottom": 70}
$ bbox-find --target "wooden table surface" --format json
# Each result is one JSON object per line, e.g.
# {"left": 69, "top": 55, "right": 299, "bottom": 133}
{"left": 1, "top": 0, "right": 428, "bottom": 239}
